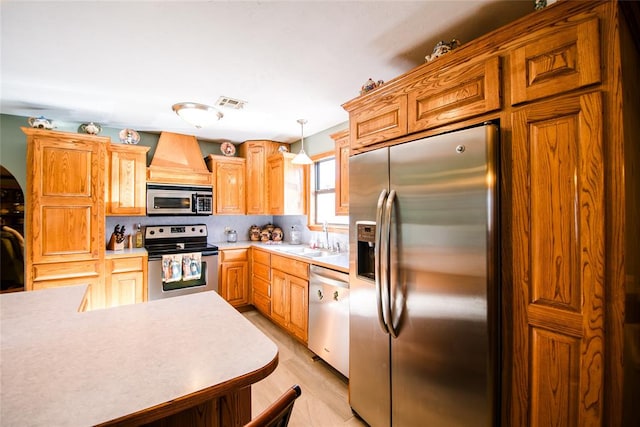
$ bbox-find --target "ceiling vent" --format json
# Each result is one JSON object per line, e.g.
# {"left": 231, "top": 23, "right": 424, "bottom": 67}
{"left": 215, "top": 96, "right": 247, "bottom": 110}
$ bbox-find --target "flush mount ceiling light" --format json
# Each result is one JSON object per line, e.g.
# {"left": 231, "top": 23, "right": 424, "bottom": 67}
{"left": 291, "top": 119, "right": 313, "bottom": 165}
{"left": 172, "top": 102, "right": 223, "bottom": 129}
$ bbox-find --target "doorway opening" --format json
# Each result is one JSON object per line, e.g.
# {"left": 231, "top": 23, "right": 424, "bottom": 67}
{"left": 1, "top": 166, "right": 25, "bottom": 292}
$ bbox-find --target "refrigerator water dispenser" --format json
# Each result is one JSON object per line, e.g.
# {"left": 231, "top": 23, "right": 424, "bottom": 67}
{"left": 356, "top": 222, "right": 376, "bottom": 280}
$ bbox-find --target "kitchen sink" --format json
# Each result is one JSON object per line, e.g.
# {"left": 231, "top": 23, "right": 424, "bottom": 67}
{"left": 282, "top": 247, "right": 342, "bottom": 259}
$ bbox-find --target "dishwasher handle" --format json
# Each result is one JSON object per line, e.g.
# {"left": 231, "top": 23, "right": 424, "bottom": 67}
{"left": 309, "top": 265, "right": 349, "bottom": 289}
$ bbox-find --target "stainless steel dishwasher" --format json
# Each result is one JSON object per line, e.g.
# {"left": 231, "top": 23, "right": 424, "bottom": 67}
{"left": 308, "top": 265, "right": 350, "bottom": 378}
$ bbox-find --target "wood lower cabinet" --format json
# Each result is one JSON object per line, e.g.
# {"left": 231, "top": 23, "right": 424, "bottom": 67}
{"left": 251, "top": 248, "right": 271, "bottom": 316}
{"left": 24, "top": 128, "right": 107, "bottom": 310}
{"left": 270, "top": 254, "right": 309, "bottom": 343}
{"left": 238, "top": 140, "right": 283, "bottom": 214}
{"left": 267, "top": 153, "right": 306, "bottom": 215}
{"left": 106, "top": 143, "right": 149, "bottom": 216}
{"left": 31, "top": 260, "right": 103, "bottom": 310}
{"left": 105, "top": 254, "right": 147, "bottom": 307}
{"left": 219, "top": 248, "right": 249, "bottom": 307}
{"left": 205, "top": 155, "right": 246, "bottom": 214}
{"left": 250, "top": 249, "right": 309, "bottom": 343}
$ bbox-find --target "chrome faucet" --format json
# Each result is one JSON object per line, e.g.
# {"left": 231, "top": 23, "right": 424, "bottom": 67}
{"left": 322, "top": 220, "right": 329, "bottom": 250}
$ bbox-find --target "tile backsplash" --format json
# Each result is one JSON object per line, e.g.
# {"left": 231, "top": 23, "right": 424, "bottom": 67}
{"left": 105, "top": 215, "right": 313, "bottom": 247}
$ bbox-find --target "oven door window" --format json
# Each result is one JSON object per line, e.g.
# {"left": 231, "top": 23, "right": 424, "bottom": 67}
{"left": 162, "top": 260, "right": 208, "bottom": 292}
{"left": 154, "top": 196, "right": 191, "bottom": 209}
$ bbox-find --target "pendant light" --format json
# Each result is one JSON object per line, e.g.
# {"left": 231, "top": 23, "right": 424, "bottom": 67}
{"left": 291, "top": 119, "right": 313, "bottom": 165}
{"left": 172, "top": 102, "right": 223, "bottom": 129}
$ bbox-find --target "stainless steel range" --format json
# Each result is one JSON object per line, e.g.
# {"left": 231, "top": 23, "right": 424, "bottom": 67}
{"left": 144, "top": 224, "right": 219, "bottom": 300}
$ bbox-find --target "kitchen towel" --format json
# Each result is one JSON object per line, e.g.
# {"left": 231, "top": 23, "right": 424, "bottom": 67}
{"left": 162, "top": 254, "right": 183, "bottom": 283}
{"left": 182, "top": 252, "right": 202, "bottom": 281}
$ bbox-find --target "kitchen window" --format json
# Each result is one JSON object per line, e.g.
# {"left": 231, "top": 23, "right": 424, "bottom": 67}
{"left": 309, "top": 153, "right": 348, "bottom": 228}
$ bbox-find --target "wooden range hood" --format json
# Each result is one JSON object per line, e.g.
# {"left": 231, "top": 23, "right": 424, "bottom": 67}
{"left": 147, "top": 131, "right": 213, "bottom": 185}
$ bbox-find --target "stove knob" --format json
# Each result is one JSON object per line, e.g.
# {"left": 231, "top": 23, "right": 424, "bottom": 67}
{"left": 149, "top": 230, "right": 155, "bottom": 235}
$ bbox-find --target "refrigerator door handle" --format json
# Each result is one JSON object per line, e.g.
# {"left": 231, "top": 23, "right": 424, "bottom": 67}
{"left": 383, "top": 189, "right": 399, "bottom": 338}
{"left": 375, "top": 189, "right": 390, "bottom": 334}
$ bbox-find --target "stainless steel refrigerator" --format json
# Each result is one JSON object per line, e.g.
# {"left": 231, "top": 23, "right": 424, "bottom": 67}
{"left": 349, "top": 123, "right": 500, "bottom": 427}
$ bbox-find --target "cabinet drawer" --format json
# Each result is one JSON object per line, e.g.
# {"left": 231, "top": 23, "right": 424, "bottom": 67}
{"left": 253, "top": 291, "right": 271, "bottom": 316}
{"left": 221, "top": 248, "right": 248, "bottom": 262}
{"left": 349, "top": 92, "right": 407, "bottom": 150}
{"left": 32, "top": 260, "right": 100, "bottom": 282}
{"left": 272, "top": 254, "right": 308, "bottom": 280}
{"left": 253, "top": 262, "right": 270, "bottom": 281}
{"left": 252, "top": 249, "right": 271, "bottom": 266}
{"left": 108, "top": 256, "right": 144, "bottom": 274}
{"left": 510, "top": 17, "right": 600, "bottom": 105}
{"left": 253, "top": 276, "right": 271, "bottom": 298}
{"left": 407, "top": 56, "right": 501, "bottom": 133}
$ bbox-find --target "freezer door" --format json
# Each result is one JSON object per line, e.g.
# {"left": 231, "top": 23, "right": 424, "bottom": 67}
{"left": 389, "top": 125, "right": 499, "bottom": 426}
{"left": 349, "top": 148, "right": 391, "bottom": 427}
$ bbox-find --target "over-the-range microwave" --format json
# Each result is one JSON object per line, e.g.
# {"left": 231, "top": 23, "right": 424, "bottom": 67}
{"left": 146, "top": 183, "right": 213, "bottom": 216}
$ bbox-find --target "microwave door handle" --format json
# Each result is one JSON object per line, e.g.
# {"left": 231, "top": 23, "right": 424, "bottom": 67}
{"left": 375, "top": 189, "right": 390, "bottom": 334}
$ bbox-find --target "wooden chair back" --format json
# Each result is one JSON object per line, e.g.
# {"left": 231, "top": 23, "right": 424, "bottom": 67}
{"left": 245, "top": 385, "right": 302, "bottom": 427}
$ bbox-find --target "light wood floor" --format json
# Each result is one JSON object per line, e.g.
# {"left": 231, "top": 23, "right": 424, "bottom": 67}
{"left": 243, "top": 309, "right": 368, "bottom": 427}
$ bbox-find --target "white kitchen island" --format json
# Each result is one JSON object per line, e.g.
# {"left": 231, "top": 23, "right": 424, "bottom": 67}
{"left": 0, "top": 286, "right": 278, "bottom": 426}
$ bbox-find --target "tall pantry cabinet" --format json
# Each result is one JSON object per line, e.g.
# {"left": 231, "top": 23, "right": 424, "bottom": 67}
{"left": 23, "top": 128, "right": 107, "bottom": 310}
{"left": 341, "top": 2, "right": 639, "bottom": 426}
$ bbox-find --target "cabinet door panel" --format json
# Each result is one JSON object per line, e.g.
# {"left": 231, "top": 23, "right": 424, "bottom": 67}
{"left": 407, "top": 56, "right": 501, "bottom": 132}
{"left": 27, "top": 132, "right": 105, "bottom": 265}
{"left": 511, "top": 91, "right": 604, "bottom": 426}
{"left": 510, "top": 18, "right": 600, "bottom": 105}
{"left": 270, "top": 270, "right": 287, "bottom": 327}
{"left": 288, "top": 275, "right": 308, "bottom": 343}
{"left": 107, "top": 271, "right": 144, "bottom": 307}
{"left": 221, "top": 261, "right": 249, "bottom": 306}
{"left": 349, "top": 93, "right": 407, "bottom": 151}
{"left": 108, "top": 144, "right": 148, "bottom": 216}
{"left": 332, "top": 130, "right": 350, "bottom": 215}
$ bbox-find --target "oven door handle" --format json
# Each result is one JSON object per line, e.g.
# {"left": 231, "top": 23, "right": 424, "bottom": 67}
{"left": 148, "top": 251, "right": 218, "bottom": 261}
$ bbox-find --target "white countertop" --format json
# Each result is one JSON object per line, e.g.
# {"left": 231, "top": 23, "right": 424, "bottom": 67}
{"left": 216, "top": 241, "right": 349, "bottom": 273}
{"left": 105, "top": 247, "right": 148, "bottom": 258}
{"left": 0, "top": 286, "right": 278, "bottom": 426}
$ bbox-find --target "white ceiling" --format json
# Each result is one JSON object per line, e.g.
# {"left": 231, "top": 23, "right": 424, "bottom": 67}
{"left": 1, "top": 0, "right": 533, "bottom": 144}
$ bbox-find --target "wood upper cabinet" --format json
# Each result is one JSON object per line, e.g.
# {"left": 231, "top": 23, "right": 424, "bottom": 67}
{"left": 510, "top": 91, "right": 604, "bottom": 426}
{"left": 105, "top": 254, "right": 147, "bottom": 307}
{"left": 106, "top": 143, "right": 149, "bottom": 216}
{"left": 205, "top": 154, "right": 246, "bottom": 215}
{"left": 331, "top": 129, "right": 350, "bottom": 215}
{"left": 219, "top": 248, "right": 249, "bottom": 307}
{"left": 407, "top": 56, "right": 501, "bottom": 133}
{"left": 510, "top": 17, "right": 600, "bottom": 105}
{"left": 267, "top": 152, "right": 306, "bottom": 215}
{"left": 23, "top": 127, "right": 107, "bottom": 310}
{"left": 238, "top": 140, "right": 283, "bottom": 214}
{"left": 347, "top": 91, "right": 407, "bottom": 151}
{"left": 270, "top": 253, "right": 309, "bottom": 343}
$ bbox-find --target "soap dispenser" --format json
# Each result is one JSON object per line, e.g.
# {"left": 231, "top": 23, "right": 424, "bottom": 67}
{"left": 290, "top": 225, "right": 301, "bottom": 245}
